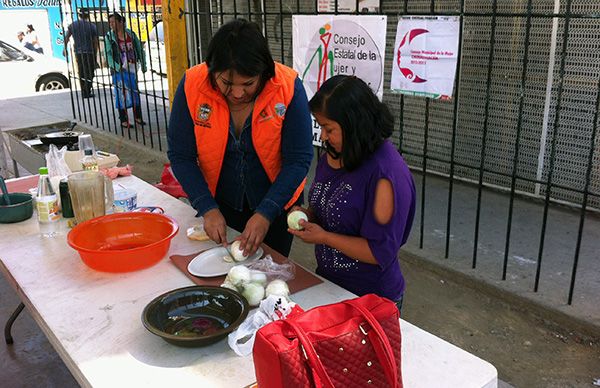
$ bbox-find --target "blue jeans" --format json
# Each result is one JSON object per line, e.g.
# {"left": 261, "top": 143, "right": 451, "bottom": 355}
{"left": 395, "top": 294, "right": 404, "bottom": 313}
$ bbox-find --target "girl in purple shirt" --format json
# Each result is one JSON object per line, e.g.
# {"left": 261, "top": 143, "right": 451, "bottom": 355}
{"left": 288, "top": 75, "right": 416, "bottom": 308}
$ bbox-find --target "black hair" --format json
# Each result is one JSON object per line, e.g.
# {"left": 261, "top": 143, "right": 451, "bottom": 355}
{"left": 78, "top": 8, "right": 90, "bottom": 18}
{"left": 108, "top": 12, "right": 125, "bottom": 24}
{"left": 309, "top": 75, "right": 394, "bottom": 171}
{"left": 27, "top": 24, "right": 35, "bottom": 31}
{"left": 205, "top": 19, "right": 275, "bottom": 95}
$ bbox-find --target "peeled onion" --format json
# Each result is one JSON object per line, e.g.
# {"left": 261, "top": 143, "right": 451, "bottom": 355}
{"left": 230, "top": 241, "right": 249, "bottom": 262}
{"left": 220, "top": 282, "right": 238, "bottom": 291}
{"left": 242, "top": 282, "right": 265, "bottom": 306}
{"left": 250, "top": 270, "right": 268, "bottom": 286}
{"left": 265, "top": 279, "right": 290, "bottom": 298}
{"left": 287, "top": 210, "right": 308, "bottom": 230}
{"left": 227, "top": 265, "right": 251, "bottom": 286}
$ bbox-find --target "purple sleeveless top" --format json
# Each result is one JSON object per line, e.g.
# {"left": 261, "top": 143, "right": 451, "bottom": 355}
{"left": 308, "top": 141, "right": 416, "bottom": 300}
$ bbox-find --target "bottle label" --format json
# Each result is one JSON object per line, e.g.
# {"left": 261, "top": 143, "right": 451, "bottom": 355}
{"left": 37, "top": 197, "right": 60, "bottom": 223}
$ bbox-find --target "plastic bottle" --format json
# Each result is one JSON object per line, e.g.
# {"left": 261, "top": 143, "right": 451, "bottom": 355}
{"left": 81, "top": 149, "right": 99, "bottom": 171}
{"left": 37, "top": 167, "right": 60, "bottom": 237}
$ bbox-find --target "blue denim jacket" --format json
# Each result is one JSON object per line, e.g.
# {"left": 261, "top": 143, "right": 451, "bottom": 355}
{"left": 167, "top": 75, "right": 313, "bottom": 222}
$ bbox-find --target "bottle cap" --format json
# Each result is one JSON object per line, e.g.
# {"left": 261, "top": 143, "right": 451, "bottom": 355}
{"left": 39, "top": 167, "right": 48, "bottom": 175}
{"left": 84, "top": 149, "right": 93, "bottom": 156}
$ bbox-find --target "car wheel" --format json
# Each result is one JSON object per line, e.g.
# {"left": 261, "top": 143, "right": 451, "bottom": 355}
{"left": 37, "top": 74, "right": 68, "bottom": 91}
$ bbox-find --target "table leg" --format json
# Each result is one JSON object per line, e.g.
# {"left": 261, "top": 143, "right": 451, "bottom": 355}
{"left": 12, "top": 159, "right": 20, "bottom": 178}
{"left": 4, "top": 302, "right": 25, "bottom": 345}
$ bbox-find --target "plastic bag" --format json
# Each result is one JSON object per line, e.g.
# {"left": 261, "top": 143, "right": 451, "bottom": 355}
{"left": 45, "top": 144, "right": 72, "bottom": 178}
{"left": 45, "top": 144, "right": 72, "bottom": 194}
{"left": 154, "top": 163, "right": 188, "bottom": 198}
{"left": 227, "top": 294, "right": 304, "bottom": 356}
{"left": 222, "top": 256, "right": 295, "bottom": 307}
{"left": 245, "top": 255, "right": 296, "bottom": 282}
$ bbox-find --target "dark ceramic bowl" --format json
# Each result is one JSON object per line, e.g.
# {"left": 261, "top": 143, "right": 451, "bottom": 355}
{"left": 0, "top": 193, "right": 33, "bottom": 223}
{"left": 142, "top": 286, "right": 249, "bottom": 347}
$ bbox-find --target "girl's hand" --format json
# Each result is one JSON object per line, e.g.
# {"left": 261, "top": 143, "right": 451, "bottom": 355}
{"left": 288, "top": 219, "right": 328, "bottom": 245}
{"left": 288, "top": 206, "right": 316, "bottom": 223}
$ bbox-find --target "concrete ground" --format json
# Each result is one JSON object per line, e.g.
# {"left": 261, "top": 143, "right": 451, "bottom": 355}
{"left": 1, "top": 90, "right": 599, "bottom": 387}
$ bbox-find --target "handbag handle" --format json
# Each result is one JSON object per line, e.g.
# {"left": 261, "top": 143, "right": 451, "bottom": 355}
{"left": 285, "top": 319, "right": 335, "bottom": 388}
{"left": 284, "top": 300, "right": 399, "bottom": 388}
{"left": 344, "top": 300, "right": 399, "bottom": 386}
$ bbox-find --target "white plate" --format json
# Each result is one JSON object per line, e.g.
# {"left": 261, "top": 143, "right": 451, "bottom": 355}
{"left": 187, "top": 246, "right": 264, "bottom": 277}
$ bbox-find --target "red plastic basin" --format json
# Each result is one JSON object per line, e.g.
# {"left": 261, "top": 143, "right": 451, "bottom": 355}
{"left": 67, "top": 212, "right": 179, "bottom": 273}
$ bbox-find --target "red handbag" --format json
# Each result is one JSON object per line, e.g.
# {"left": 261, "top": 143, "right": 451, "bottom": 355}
{"left": 253, "top": 294, "right": 402, "bottom": 388}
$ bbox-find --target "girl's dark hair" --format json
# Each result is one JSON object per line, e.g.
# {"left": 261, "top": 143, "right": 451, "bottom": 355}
{"left": 27, "top": 24, "right": 34, "bottom": 31}
{"left": 309, "top": 75, "right": 394, "bottom": 171}
{"left": 108, "top": 12, "right": 125, "bottom": 24}
{"left": 206, "top": 19, "right": 275, "bottom": 94}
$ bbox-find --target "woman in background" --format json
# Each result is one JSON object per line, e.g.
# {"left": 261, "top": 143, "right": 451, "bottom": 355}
{"left": 25, "top": 24, "right": 43, "bottom": 54}
{"left": 104, "top": 12, "right": 146, "bottom": 128}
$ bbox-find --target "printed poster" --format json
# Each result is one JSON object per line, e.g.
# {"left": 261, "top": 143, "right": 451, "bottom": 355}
{"left": 292, "top": 15, "right": 387, "bottom": 145}
{"left": 391, "top": 16, "right": 460, "bottom": 100}
{"left": 317, "top": 0, "right": 380, "bottom": 13}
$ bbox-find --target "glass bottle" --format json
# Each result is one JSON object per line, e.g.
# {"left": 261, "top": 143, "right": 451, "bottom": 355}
{"left": 59, "top": 178, "right": 76, "bottom": 228}
{"left": 37, "top": 167, "right": 60, "bottom": 237}
{"left": 81, "top": 149, "right": 99, "bottom": 171}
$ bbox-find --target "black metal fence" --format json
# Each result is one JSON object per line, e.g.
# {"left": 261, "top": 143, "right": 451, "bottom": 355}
{"left": 67, "top": 0, "right": 600, "bottom": 307}
{"left": 61, "top": 0, "right": 170, "bottom": 151}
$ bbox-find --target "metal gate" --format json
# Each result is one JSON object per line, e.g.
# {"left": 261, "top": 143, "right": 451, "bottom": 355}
{"left": 184, "top": 0, "right": 600, "bottom": 308}
{"left": 61, "top": 0, "right": 170, "bottom": 151}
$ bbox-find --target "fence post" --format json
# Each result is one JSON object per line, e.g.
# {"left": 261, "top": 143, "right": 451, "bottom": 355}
{"left": 163, "top": 0, "right": 189, "bottom": 106}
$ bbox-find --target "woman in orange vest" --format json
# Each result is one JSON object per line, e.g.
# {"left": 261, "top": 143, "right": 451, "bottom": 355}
{"left": 167, "top": 19, "right": 313, "bottom": 257}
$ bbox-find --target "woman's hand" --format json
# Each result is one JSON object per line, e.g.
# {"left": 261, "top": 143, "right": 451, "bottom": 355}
{"left": 239, "top": 213, "right": 270, "bottom": 256}
{"left": 288, "top": 219, "right": 329, "bottom": 245}
{"left": 203, "top": 208, "right": 227, "bottom": 244}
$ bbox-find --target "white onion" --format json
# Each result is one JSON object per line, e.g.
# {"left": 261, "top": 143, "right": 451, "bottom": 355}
{"left": 242, "top": 282, "right": 265, "bottom": 306}
{"left": 265, "top": 279, "right": 290, "bottom": 298}
{"left": 250, "top": 270, "right": 268, "bottom": 286}
{"left": 220, "top": 282, "right": 238, "bottom": 292}
{"left": 227, "top": 265, "right": 251, "bottom": 286}
{"left": 287, "top": 210, "right": 308, "bottom": 230}
{"left": 230, "top": 241, "right": 249, "bottom": 262}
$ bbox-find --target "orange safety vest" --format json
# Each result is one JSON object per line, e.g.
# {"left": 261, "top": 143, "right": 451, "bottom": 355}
{"left": 184, "top": 62, "right": 305, "bottom": 210}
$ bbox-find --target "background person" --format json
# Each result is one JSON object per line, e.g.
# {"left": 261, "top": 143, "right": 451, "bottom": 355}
{"left": 167, "top": 19, "right": 313, "bottom": 257}
{"left": 16, "top": 31, "right": 36, "bottom": 52}
{"left": 25, "top": 24, "right": 44, "bottom": 54}
{"left": 64, "top": 8, "right": 99, "bottom": 98}
{"left": 104, "top": 12, "right": 146, "bottom": 128}
{"left": 288, "top": 75, "right": 416, "bottom": 310}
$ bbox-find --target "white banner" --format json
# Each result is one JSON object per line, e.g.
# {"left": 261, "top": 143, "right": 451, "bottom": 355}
{"left": 292, "top": 15, "right": 387, "bottom": 145}
{"left": 317, "top": 0, "right": 380, "bottom": 13}
{"left": 391, "top": 16, "right": 460, "bottom": 100}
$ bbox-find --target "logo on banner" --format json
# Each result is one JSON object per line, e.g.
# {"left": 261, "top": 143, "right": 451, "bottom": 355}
{"left": 300, "top": 20, "right": 384, "bottom": 97}
{"left": 397, "top": 29, "right": 429, "bottom": 83}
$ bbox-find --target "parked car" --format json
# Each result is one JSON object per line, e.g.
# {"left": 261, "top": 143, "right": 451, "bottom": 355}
{"left": 145, "top": 22, "right": 166, "bottom": 76}
{"left": 0, "top": 39, "right": 69, "bottom": 92}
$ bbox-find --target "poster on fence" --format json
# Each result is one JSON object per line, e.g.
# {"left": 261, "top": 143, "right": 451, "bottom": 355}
{"left": 293, "top": 15, "right": 387, "bottom": 145}
{"left": 391, "top": 16, "right": 460, "bottom": 100}
{"left": 317, "top": 0, "right": 380, "bottom": 13}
